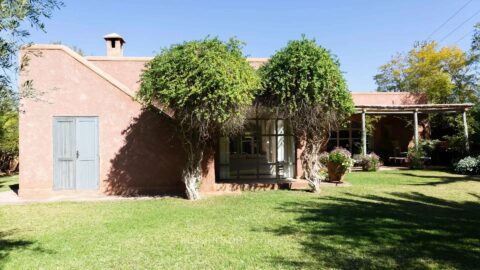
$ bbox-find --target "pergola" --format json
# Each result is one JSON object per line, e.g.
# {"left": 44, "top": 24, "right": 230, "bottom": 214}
{"left": 355, "top": 103, "right": 475, "bottom": 155}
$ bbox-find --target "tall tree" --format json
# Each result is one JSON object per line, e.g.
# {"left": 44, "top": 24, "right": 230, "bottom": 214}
{"left": 138, "top": 38, "right": 260, "bottom": 200}
{"left": 374, "top": 41, "right": 476, "bottom": 104}
{"left": 259, "top": 37, "right": 354, "bottom": 192}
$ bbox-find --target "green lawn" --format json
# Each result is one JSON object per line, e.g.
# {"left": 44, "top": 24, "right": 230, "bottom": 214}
{"left": 1, "top": 170, "right": 479, "bottom": 269}
{"left": 0, "top": 174, "right": 18, "bottom": 193}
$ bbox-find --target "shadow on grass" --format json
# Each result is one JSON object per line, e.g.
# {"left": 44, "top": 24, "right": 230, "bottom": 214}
{"left": 0, "top": 175, "right": 18, "bottom": 194}
{"left": 0, "top": 229, "right": 49, "bottom": 269}
{"left": 264, "top": 192, "right": 480, "bottom": 269}
{"left": 398, "top": 172, "right": 480, "bottom": 186}
{"left": 8, "top": 184, "right": 18, "bottom": 195}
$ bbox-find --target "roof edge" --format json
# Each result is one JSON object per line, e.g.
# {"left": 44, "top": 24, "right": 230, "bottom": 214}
{"left": 84, "top": 55, "right": 269, "bottom": 63}
{"left": 22, "top": 44, "right": 134, "bottom": 99}
{"left": 85, "top": 56, "right": 153, "bottom": 61}
{"left": 351, "top": 92, "right": 424, "bottom": 94}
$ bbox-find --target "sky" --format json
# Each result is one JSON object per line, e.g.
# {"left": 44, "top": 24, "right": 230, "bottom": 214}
{"left": 26, "top": 0, "right": 480, "bottom": 92}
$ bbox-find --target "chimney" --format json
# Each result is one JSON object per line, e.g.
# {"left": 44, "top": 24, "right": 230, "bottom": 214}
{"left": 104, "top": 33, "right": 125, "bottom": 57}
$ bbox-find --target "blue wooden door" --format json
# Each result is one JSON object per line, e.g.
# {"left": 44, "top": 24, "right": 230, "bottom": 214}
{"left": 75, "top": 117, "right": 99, "bottom": 190}
{"left": 53, "top": 118, "right": 76, "bottom": 190}
{"left": 53, "top": 117, "right": 99, "bottom": 190}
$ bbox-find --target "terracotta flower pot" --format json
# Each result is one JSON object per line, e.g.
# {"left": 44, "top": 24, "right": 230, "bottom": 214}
{"left": 327, "top": 162, "right": 346, "bottom": 182}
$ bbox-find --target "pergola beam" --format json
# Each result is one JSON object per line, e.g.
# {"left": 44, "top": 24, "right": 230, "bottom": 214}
{"left": 355, "top": 103, "right": 474, "bottom": 114}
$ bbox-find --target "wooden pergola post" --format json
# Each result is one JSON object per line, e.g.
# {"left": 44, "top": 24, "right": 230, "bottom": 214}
{"left": 414, "top": 109, "right": 419, "bottom": 150}
{"left": 463, "top": 109, "right": 469, "bottom": 152}
{"left": 361, "top": 109, "right": 367, "bottom": 155}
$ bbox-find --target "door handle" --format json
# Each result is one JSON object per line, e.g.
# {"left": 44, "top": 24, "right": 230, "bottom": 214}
{"left": 76, "top": 150, "right": 79, "bottom": 159}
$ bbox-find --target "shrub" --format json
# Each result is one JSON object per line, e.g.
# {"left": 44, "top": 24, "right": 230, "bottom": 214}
{"left": 454, "top": 156, "right": 480, "bottom": 175}
{"left": 407, "top": 147, "right": 426, "bottom": 169}
{"left": 360, "top": 153, "right": 382, "bottom": 171}
{"left": 318, "top": 152, "right": 330, "bottom": 166}
{"left": 419, "top": 139, "right": 439, "bottom": 155}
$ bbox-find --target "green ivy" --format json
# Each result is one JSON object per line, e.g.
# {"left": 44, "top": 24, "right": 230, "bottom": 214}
{"left": 138, "top": 37, "right": 260, "bottom": 138}
{"left": 259, "top": 36, "right": 354, "bottom": 119}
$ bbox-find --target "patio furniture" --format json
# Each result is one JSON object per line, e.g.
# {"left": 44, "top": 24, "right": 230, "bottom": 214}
{"left": 389, "top": 156, "right": 408, "bottom": 165}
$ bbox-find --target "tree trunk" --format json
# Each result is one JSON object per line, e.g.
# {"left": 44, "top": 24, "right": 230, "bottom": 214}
{"left": 301, "top": 140, "right": 324, "bottom": 193}
{"left": 308, "top": 177, "right": 321, "bottom": 193}
{"left": 184, "top": 167, "right": 201, "bottom": 200}
{"left": 182, "top": 143, "right": 204, "bottom": 200}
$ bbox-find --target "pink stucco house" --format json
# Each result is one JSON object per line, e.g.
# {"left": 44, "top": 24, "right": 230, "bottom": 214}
{"left": 19, "top": 34, "right": 472, "bottom": 198}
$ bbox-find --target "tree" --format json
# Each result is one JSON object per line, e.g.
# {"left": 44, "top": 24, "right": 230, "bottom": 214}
{"left": 0, "top": 91, "right": 18, "bottom": 173}
{"left": 0, "top": 0, "right": 62, "bottom": 172}
{"left": 259, "top": 37, "right": 354, "bottom": 192}
{"left": 374, "top": 41, "right": 479, "bottom": 154}
{"left": 138, "top": 38, "right": 260, "bottom": 200}
{"left": 374, "top": 41, "right": 476, "bottom": 104}
{"left": 1, "top": 0, "right": 63, "bottom": 93}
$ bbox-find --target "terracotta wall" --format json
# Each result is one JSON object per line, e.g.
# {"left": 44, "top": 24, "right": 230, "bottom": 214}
{"left": 85, "top": 57, "right": 149, "bottom": 95}
{"left": 19, "top": 48, "right": 186, "bottom": 198}
{"left": 352, "top": 92, "right": 427, "bottom": 105}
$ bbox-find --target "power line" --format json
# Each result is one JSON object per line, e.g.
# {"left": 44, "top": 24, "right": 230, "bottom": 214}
{"left": 454, "top": 29, "right": 474, "bottom": 44}
{"left": 427, "top": 0, "right": 473, "bottom": 40}
{"left": 439, "top": 8, "right": 480, "bottom": 43}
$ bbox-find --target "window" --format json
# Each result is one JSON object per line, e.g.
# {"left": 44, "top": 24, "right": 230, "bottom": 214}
{"left": 327, "top": 120, "right": 373, "bottom": 154}
{"left": 218, "top": 118, "right": 295, "bottom": 180}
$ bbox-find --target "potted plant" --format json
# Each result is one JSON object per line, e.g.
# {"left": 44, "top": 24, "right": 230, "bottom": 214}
{"left": 326, "top": 148, "right": 354, "bottom": 182}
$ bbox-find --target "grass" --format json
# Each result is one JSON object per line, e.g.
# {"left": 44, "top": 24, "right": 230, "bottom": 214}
{"left": 0, "top": 170, "right": 479, "bottom": 269}
{"left": 0, "top": 174, "right": 18, "bottom": 193}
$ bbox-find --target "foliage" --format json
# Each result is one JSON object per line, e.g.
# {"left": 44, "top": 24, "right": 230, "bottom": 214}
{"left": 360, "top": 152, "right": 382, "bottom": 171}
{"left": 374, "top": 41, "right": 477, "bottom": 104}
{"left": 419, "top": 139, "right": 439, "bottom": 155}
{"left": 328, "top": 147, "right": 354, "bottom": 171}
{"left": 375, "top": 39, "right": 479, "bottom": 152}
{"left": 470, "top": 102, "right": 480, "bottom": 147}
{"left": 320, "top": 148, "right": 354, "bottom": 182}
{"left": 138, "top": 37, "right": 260, "bottom": 199}
{"left": 407, "top": 147, "right": 426, "bottom": 169}
{"left": 0, "top": 99, "right": 18, "bottom": 172}
{"left": 443, "top": 134, "right": 469, "bottom": 161}
{"left": 259, "top": 36, "right": 354, "bottom": 192}
{"left": 0, "top": 0, "right": 62, "bottom": 172}
{"left": 365, "top": 115, "right": 382, "bottom": 133}
{"left": 318, "top": 151, "right": 330, "bottom": 166}
{"left": 454, "top": 156, "right": 480, "bottom": 175}
{"left": 0, "top": 0, "right": 63, "bottom": 92}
